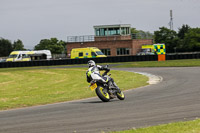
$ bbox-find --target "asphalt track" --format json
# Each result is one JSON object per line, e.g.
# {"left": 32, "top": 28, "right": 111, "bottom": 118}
{"left": 0, "top": 67, "right": 200, "bottom": 133}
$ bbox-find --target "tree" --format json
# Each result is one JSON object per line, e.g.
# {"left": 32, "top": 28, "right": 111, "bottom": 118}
{"left": 13, "top": 39, "right": 25, "bottom": 50}
{"left": 177, "top": 24, "right": 190, "bottom": 39}
{"left": 0, "top": 38, "right": 13, "bottom": 57}
{"left": 34, "top": 38, "right": 65, "bottom": 54}
{"left": 131, "top": 28, "right": 153, "bottom": 39}
{"left": 176, "top": 24, "right": 191, "bottom": 52}
{"left": 154, "top": 27, "right": 178, "bottom": 53}
{"left": 183, "top": 28, "right": 200, "bottom": 51}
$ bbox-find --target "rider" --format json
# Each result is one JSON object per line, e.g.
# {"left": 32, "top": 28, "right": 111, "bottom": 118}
{"left": 86, "top": 60, "right": 120, "bottom": 92}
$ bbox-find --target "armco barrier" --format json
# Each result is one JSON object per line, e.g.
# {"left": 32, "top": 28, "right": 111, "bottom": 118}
{"left": 0, "top": 53, "right": 200, "bottom": 68}
{"left": 166, "top": 53, "right": 200, "bottom": 60}
{"left": 0, "top": 55, "right": 157, "bottom": 68}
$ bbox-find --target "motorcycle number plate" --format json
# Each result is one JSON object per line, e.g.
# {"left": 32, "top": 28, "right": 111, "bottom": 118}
{"left": 90, "top": 83, "right": 97, "bottom": 91}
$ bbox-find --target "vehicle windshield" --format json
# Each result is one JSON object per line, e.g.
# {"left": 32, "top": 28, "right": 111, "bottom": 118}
{"left": 96, "top": 51, "right": 104, "bottom": 55}
{"left": 140, "top": 48, "right": 151, "bottom": 53}
{"left": 9, "top": 54, "right": 18, "bottom": 58}
{"left": 22, "top": 54, "right": 30, "bottom": 58}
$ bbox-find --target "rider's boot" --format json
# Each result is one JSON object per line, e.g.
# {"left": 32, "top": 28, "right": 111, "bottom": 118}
{"left": 108, "top": 81, "right": 121, "bottom": 93}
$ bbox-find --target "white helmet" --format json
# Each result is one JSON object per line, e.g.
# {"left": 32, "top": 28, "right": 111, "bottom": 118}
{"left": 88, "top": 60, "right": 95, "bottom": 67}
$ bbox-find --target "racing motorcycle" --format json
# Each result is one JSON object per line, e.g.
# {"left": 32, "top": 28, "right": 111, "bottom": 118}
{"left": 89, "top": 66, "right": 125, "bottom": 102}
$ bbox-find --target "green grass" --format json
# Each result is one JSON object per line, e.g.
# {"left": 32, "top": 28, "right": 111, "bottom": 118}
{"left": 0, "top": 67, "right": 148, "bottom": 110}
{"left": 111, "top": 119, "right": 200, "bottom": 133}
{"left": 113, "top": 59, "right": 200, "bottom": 68}
{"left": 1, "top": 60, "right": 199, "bottom": 132}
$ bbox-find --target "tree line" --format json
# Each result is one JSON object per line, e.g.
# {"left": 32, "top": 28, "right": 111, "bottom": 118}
{"left": 0, "top": 39, "right": 25, "bottom": 57}
{"left": 0, "top": 38, "right": 66, "bottom": 57}
{"left": 1, "top": 24, "right": 200, "bottom": 57}
{"left": 131, "top": 24, "right": 200, "bottom": 53}
{"left": 154, "top": 25, "right": 200, "bottom": 53}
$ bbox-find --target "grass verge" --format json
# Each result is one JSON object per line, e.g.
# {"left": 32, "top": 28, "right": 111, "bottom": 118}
{"left": 0, "top": 67, "right": 148, "bottom": 110}
{"left": 111, "top": 119, "right": 200, "bottom": 133}
{"left": 112, "top": 59, "right": 200, "bottom": 68}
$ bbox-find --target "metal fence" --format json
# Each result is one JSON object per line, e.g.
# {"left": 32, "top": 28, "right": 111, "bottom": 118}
{"left": 0, "top": 53, "right": 200, "bottom": 68}
{"left": 67, "top": 35, "right": 95, "bottom": 42}
{"left": 67, "top": 33, "right": 153, "bottom": 43}
{"left": 52, "top": 54, "right": 67, "bottom": 59}
{"left": 131, "top": 33, "right": 153, "bottom": 39}
{"left": 0, "top": 55, "right": 157, "bottom": 68}
{"left": 166, "top": 53, "right": 200, "bottom": 60}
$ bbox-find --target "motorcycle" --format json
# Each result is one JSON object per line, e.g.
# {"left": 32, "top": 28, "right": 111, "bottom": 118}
{"left": 89, "top": 66, "right": 125, "bottom": 102}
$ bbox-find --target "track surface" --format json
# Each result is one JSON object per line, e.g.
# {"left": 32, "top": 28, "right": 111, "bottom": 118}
{"left": 0, "top": 67, "right": 200, "bottom": 133}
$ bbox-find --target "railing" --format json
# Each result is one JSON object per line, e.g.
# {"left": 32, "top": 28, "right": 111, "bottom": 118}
{"left": 131, "top": 33, "right": 153, "bottom": 39}
{"left": 67, "top": 33, "right": 153, "bottom": 43}
{"left": 52, "top": 54, "right": 67, "bottom": 59}
{"left": 67, "top": 35, "right": 95, "bottom": 42}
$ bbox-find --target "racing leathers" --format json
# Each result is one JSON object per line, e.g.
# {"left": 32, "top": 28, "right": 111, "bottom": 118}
{"left": 86, "top": 65, "right": 121, "bottom": 92}
{"left": 86, "top": 65, "right": 109, "bottom": 84}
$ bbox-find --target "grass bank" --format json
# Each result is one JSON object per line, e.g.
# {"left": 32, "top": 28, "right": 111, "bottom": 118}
{"left": 0, "top": 67, "right": 148, "bottom": 110}
{"left": 113, "top": 59, "right": 200, "bottom": 68}
{"left": 111, "top": 119, "right": 200, "bottom": 133}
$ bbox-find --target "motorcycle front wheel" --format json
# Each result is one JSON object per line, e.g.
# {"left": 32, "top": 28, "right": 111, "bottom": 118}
{"left": 116, "top": 91, "right": 125, "bottom": 100}
{"left": 96, "top": 86, "right": 110, "bottom": 102}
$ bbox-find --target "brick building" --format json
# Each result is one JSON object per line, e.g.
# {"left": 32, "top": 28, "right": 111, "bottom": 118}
{"left": 66, "top": 24, "right": 153, "bottom": 57}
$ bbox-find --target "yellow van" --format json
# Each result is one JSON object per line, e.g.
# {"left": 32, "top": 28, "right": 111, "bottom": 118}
{"left": 70, "top": 47, "right": 106, "bottom": 59}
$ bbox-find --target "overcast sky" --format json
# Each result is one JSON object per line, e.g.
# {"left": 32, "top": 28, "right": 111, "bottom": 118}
{"left": 0, "top": 0, "right": 200, "bottom": 49}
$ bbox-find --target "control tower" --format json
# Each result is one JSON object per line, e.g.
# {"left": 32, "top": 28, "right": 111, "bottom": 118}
{"left": 66, "top": 24, "right": 153, "bottom": 57}
{"left": 94, "top": 24, "right": 131, "bottom": 41}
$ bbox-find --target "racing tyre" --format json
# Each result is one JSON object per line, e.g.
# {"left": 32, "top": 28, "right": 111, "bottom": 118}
{"left": 116, "top": 91, "right": 125, "bottom": 100}
{"left": 96, "top": 86, "right": 110, "bottom": 102}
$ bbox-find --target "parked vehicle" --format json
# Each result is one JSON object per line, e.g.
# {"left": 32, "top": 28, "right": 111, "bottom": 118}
{"left": 137, "top": 44, "right": 165, "bottom": 55}
{"left": 0, "top": 58, "right": 6, "bottom": 62}
{"left": 70, "top": 47, "right": 106, "bottom": 59}
{"left": 6, "top": 50, "right": 52, "bottom": 62}
{"left": 6, "top": 51, "right": 31, "bottom": 62}
{"left": 89, "top": 65, "right": 125, "bottom": 102}
{"left": 27, "top": 50, "right": 52, "bottom": 61}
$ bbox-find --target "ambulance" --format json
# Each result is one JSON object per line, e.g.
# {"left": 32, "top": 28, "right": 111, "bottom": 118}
{"left": 70, "top": 47, "right": 106, "bottom": 59}
{"left": 137, "top": 44, "right": 165, "bottom": 55}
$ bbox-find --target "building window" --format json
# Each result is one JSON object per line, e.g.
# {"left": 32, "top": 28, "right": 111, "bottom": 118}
{"left": 126, "top": 27, "right": 130, "bottom": 34}
{"left": 79, "top": 52, "right": 83, "bottom": 57}
{"left": 108, "top": 28, "right": 119, "bottom": 35}
{"left": 100, "top": 28, "right": 105, "bottom": 36}
{"left": 91, "top": 52, "right": 96, "bottom": 57}
{"left": 120, "top": 27, "right": 130, "bottom": 35}
{"left": 95, "top": 29, "right": 100, "bottom": 36}
{"left": 96, "top": 28, "right": 122, "bottom": 36}
{"left": 101, "top": 49, "right": 111, "bottom": 56}
{"left": 117, "top": 48, "right": 130, "bottom": 55}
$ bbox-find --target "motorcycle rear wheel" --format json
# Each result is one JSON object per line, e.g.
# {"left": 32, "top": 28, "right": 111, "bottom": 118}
{"left": 116, "top": 91, "right": 125, "bottom": 100}
{"left": 96, "top": 86, "right": 110, "bottom": 102}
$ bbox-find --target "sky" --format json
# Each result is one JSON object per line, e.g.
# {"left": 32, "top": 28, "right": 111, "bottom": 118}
{"left": 0, "top": 0, "right": 200, "bottom": 49}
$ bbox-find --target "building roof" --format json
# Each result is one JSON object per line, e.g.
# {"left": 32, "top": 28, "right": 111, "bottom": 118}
{"left": 93, "top": 24, "right": 131, "bottom": 29}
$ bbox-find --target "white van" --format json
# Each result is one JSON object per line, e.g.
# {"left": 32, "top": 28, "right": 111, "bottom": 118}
{"left": 6, "top": 50, "right": 52, "bottom": 62}
{"left": 27, "top": 50, "right": 52, "bottom": 61}
{"left": 6, "top": 51, "right": 31, "bottom": 62}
